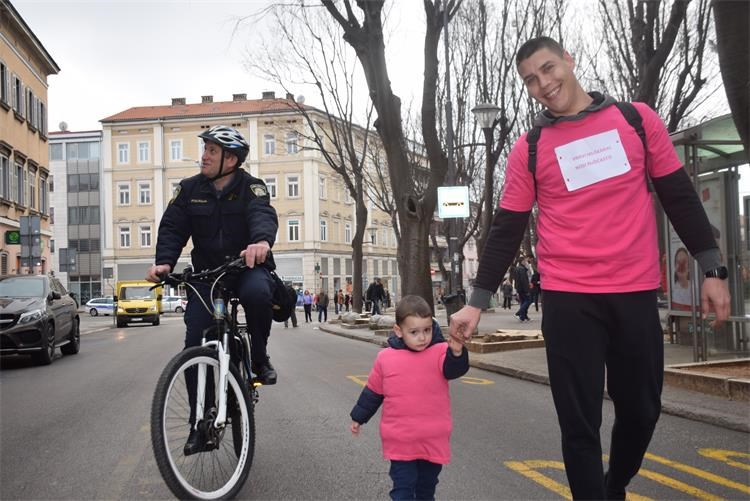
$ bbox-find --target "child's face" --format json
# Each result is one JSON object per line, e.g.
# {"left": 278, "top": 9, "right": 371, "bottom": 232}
{"left": 394, "top": 315, "right": 433, "bottom": 351}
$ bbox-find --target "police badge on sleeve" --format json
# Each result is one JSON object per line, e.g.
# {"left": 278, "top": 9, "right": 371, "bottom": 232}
{"left": 249, "top": 184, "right": 268, "bottom": 197}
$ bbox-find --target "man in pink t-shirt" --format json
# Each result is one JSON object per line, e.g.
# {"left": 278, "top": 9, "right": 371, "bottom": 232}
{"left": 450, "top": 37, "right": 730, "bottom": 500}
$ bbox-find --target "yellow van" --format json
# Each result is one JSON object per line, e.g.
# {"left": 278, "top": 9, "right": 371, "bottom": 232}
{"left": 114, "top": 280, "right": 162, "bottom": 328}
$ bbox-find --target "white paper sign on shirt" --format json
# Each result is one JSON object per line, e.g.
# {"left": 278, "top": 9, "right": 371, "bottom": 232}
{"left": 554, "top": 129, "right": 631, "bottom": 191}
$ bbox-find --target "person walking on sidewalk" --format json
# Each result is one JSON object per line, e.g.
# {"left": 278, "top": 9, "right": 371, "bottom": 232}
{"left": 302, "top": 289, "right": 313, "bottom": 323}
{"left": 513, "top": 257, "right": 532, "bottom": 321}
{"left": 350, "top": 295, "right": 469, "bottom": 501}
{"left": 317, "top": 288, "right": 329, "bottom": 323}
{"left": 501, "top": 279, "right": 514, "bottom": 309}
{"left": 530, "top": 269, "right": 541, "bottom": 312}
{"left": 449, "top": 36, "right": 730, "bottom": 500}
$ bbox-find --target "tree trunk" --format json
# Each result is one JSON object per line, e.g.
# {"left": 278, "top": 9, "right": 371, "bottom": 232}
{"left": 351, "top": 195, "right": 368, "bottom": 313}
{"left": 713, "top": 0, "right": 750, "bottom": 158}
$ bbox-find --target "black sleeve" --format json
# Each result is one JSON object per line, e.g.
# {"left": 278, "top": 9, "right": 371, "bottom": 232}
{"left": 652, "top": 167, "right": 720, "bottom": 269}
{"left": 245, "top": 178, "right": 279, "bottom": 247}
{"left": 443, "top": 345, "right": 470, "bottom": 380}
{"left": 469, "top": 208, "right": 530, "bottom": 308}
{"left": 155, "top": 182, "right": 192, "bottom": 270}
{"left": 350, "top": 386, "right": 384, "bottom": 424}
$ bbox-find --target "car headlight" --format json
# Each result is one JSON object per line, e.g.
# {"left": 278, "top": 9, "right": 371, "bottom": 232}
{"left": 19, "top": 309, "right": 43, "bottom": 324}
{"left": 150, "top": 305, "right": 157, "bottom": 312}
{"left": 117, "top": 308, "right": 125, "bottom": 314}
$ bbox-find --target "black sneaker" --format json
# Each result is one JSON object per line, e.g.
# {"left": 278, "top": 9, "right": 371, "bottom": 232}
{"left": 253, "top": 357, "right": 277, "bottom": 385}
{"left": 184, "top": 428, "right": 205, "bottom": 456}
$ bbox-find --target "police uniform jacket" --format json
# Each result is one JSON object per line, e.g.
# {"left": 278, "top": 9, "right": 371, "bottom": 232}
{"left": 155, "top": 170, "right": 278, "bottom": 273}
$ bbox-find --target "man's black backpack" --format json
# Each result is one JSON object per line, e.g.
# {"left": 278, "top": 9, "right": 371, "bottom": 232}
{"left": 527, "top": 102, "right": 647, "bottom": 187}
{"left": 270, "top": 271, "right": 297, "bottom": 322}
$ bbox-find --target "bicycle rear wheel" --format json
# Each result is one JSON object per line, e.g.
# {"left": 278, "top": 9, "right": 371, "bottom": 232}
{"left": 151, "top": 347, "right": 255, "bottom": 499}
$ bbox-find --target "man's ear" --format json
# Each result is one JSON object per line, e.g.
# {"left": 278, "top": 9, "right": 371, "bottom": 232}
{"left": 224, "top": 152, "right": 239, "bottom": 170}
{"left": 563, "top": 50, "right": 575, "bottom": 69}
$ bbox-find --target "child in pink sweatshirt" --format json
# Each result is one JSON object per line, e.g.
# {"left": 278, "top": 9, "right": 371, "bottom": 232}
{"left": 350, "top": 295, "right": 469, "bottom": 500}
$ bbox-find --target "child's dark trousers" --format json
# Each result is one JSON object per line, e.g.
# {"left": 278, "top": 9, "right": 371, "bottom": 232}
{"left": 389, "top": 459, "right": 442, "bottom": 501}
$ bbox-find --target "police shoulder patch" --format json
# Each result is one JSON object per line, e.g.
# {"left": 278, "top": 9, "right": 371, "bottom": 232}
{"left": 168, "top": 184, "right": 182, "bottom": 205}
{"left": 250, "top": 184, "right": 268, "bottom": 197}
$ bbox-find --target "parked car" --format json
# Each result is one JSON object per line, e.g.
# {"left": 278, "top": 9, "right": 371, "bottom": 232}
{"left": 162, "top": 295, "right": 187, "bottom": 313}
{"left": 85, "top": 297, "right": 114, "bottom": 316}
{"left": 0, "top": 274, "right": 81, "bottom": 365}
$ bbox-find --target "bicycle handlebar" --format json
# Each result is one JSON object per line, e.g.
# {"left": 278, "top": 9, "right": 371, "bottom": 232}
{"left": 155, "top": 257, "right": 247, "bottom": 289}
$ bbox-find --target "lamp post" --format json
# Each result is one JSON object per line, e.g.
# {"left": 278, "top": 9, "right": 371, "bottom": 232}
{"left": 471, "top": 102, "right": 501, "bottom": 257}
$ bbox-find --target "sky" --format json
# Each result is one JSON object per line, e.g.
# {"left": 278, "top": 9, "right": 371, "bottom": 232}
{"left": 13, "top": 0, "right": 426, "bottom": 132}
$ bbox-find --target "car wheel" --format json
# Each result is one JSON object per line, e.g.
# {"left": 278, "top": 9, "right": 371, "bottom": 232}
{"left": 61, "top": 317, "right": 80, "bottom": 355}
{"left": 89, "top": 308, "right": 98, "bottom": 316}
{"left": 116, "top": 317, "right": 127, "bottom": 328}
{"left": 33, "top": 323, "right": 55, "bottom": 365}
{"left": 152, "top": 316, "right": 160, "bottom": 326}
{"left": 175, "top": 306, "right": 183, "bottom": 313}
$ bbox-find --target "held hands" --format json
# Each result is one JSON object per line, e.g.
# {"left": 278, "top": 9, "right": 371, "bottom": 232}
{"left": 449, "top": 305, "right": 482, "bottom": 345}
{"left": 447, "top": 336, "right": 464, "bottom": 357}
{"left": 350, "top": 421, "right": 361, "bottom": 436}
{"left": 146, "top": 264, "right": 171, "bottom": 283}
{"left": 701, "top": 278, "right": 731, "bottom": 327}
{"left": 240, "top": 241, "right": 271, "bottom": 268}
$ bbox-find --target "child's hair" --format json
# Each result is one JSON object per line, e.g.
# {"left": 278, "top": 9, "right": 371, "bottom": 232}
{"left": 515, "top": 36, "right": 565, "bottom": 66}
{"left": 395, "top": 295, "right": 433, "bottom": 325}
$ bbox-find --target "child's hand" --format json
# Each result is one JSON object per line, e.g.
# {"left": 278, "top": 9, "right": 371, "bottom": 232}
{"left": 350, "top": 421, "right": 361, "bottom": 436}
{"left": 448, "top": 336, "right": 464, "bottom": 357}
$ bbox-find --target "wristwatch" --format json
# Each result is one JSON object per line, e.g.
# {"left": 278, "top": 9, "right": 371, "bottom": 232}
{"left": 704, "top": 266, "right": 728, "bottom": 279}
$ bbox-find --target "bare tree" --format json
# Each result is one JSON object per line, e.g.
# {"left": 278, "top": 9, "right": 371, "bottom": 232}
{"left": 322, "top": 0, "right": 463, "bottom": 307}
{"left": 713, "top": 0, "right": 749, "bottom": 157}
{"left": 245, "top": 3, "right": 374, "bottom": 312}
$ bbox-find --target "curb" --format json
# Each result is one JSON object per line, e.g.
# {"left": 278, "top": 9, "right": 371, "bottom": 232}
{"left": 318, "top": 324, "right": 749, "bottom": 433}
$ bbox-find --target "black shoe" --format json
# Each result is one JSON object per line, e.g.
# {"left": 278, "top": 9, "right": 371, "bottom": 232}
{"left": 184, "top": 428, "right": 205, "bottom": 456}
{"left": 253, "top": 357, "right": 277, "bottom": 385}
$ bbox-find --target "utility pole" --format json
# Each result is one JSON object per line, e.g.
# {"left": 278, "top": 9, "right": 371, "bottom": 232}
{"left": 443, "top": 2, "right": 458, "bottom": 296}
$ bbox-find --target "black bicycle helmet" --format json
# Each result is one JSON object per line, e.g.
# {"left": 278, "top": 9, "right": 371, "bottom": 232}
{"left": 198, "top": 125, "right": 250, "bottom": 165}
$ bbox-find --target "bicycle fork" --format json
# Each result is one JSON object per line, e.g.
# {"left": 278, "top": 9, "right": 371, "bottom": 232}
{"left": 195, "top": 298, "right": 231, "bottom": 431}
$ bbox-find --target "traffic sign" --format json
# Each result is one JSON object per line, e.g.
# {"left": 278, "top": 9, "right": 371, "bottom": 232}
{"left": 438, "top": 186, "right": 470, "bottom": 218}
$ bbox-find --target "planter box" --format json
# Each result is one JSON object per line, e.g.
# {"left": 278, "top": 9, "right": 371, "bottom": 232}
{"left": 664, "top": 359, "right": 750, "bottom": 401}
{"left": 466, "top": 338, "right": 545, "bottom": 353}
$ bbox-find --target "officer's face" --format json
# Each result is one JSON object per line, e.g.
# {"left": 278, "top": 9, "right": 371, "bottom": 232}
{"left": 201, "top": 141, "right": 238, "bottom": 178}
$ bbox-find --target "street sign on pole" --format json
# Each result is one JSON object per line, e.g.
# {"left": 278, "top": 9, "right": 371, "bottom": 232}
{"left": 437, "top": 186, "right": 470, "bottom": 219}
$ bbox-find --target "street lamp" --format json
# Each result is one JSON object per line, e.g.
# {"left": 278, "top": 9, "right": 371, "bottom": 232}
{"left": 471, "top": 102, "right": 501, "bottom": 259}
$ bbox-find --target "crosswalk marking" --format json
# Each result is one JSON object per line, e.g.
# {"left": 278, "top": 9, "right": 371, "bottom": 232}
{"left": 645, "top": 452, "right": 750, "bottom": 495}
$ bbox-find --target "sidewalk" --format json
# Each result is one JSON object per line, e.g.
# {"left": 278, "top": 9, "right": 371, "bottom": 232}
{"left": 319, "top": 307, "right": 749, "bottom": 433}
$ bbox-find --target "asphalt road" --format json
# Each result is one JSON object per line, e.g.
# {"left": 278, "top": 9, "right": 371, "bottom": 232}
{"left": 1, "top": 316, "right": 748, "bottom": 500}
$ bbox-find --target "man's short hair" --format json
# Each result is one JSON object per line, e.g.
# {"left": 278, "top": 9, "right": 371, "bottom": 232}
{"left": 395, "top": 295, "right": 433, "bottom": 325}
{"left": 516, "top": 36, "right": 565, "bottom": 66}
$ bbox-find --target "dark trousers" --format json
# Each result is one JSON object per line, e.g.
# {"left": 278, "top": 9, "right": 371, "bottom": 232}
{"left": 515, "top": 291, "right": 532, "bottom": 320}
{"left": 531, "top": 289, "right": 541, "bottom": 311}
{"left": 284, "top": 309, "right": 297, "bottom": 327}
{"left": 183, "top": 266, "right": 274, "bottom": 424}
{"left": 542, "top": 290, "right": 663, "bottom": 500}
{"left": 303, "top": 304, "right": 312, "bottom": 322}
{"left": 502, "top": 296, "right": 512, "bottom": 309}
{"left": 389, "top": 460, "right": 442, "bottom": 501}
{"left": 317, "top": 304, "right": 328, "bottom": 322}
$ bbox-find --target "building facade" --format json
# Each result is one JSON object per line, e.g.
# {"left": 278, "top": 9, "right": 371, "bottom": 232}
{"left": 0, "top": 0, "right": 58, "bottom": 275}
{"left": 100, "top": 92, "right": 400, "bottom": 299}
{"left": 48, "top": 130, "right": 104, "bottom": 303}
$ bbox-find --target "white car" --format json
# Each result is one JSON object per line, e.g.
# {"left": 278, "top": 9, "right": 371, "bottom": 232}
{"left": 86, "top": 297, "right": 114, "bottom": 316}
{"left": 162, "top": 296, "right": 187, "bottom": 313}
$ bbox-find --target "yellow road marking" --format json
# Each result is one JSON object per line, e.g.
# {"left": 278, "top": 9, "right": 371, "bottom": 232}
{"left": 637, "top": 467, "right": 722, "bottom": 500}
{"left": 698, "top": 448, "right": 750, "bottom": 472}
{"left": 645, "top": 452, "right": 750, "bottom": 495}
{"left": 347, "top": 375, "right": 369, "bottom": 387}
{"left": 460, "top": 376, "right": 495, "bottom": 385}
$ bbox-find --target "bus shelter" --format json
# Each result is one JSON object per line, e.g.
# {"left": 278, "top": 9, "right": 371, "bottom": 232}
{"left": 662, "top": 114, "right": 748, "bottom": 362}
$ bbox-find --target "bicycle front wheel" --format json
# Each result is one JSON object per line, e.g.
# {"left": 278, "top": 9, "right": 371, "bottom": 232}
{"left": 151, "top": 347, "right": 255, "bottom": 500}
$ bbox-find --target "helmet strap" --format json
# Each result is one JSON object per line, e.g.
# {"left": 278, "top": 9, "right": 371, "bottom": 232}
{"left": 208, "top": 150, "right": 235, "bottom": 182}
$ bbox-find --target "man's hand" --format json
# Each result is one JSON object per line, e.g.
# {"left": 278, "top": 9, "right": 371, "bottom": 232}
{"left": 701, "top": 278, "right": 731, "bottom": 327}
{"left": 146, "top": 264, "right": 171, "bottom": 283}
{"left": 449, "top": 305, "right": 482, "bottom": 343}
{"left": 447, "top": 336, "right": 464, "bottom": 357}
{"left": 240, "top": 241, "right": 271, "bottom": 268}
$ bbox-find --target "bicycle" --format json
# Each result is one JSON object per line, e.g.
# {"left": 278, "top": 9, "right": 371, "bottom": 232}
{"left": 150, "top": 257, "right": 260, "bottom": 500}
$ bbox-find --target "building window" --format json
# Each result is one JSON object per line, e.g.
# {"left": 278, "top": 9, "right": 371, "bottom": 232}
{"left": 138, "top": 141, "right": 150, "bottom": 163}
{"left": 119, "top": 226, "right": 131, "bottom": 248}
{"left": 344, "top": 189, "right": 352, "bottom": 204}
{"left": 0, "top": 154, "right": 8, "bottom": 199}
{"left": 118, "top": 183, "right": 131, "bottom": 205}
{"left": 39, "top": 177, "right": 48, "bottom": 214}
{"left": 50, "top": 143, "right": 63, "bottom": 161}
{"left": 264, "top": 177, "right": 277, "bottom": 199}
{"left": 15, "top": 163, "right": 24, "bottom": 206}
{"left": 264, "top": 134, "right": 275, "bottom": 155}
{"left": 320, "top": 219, "right": 328, "bottom": 241}
{"left": 286, "top": 132, "right": 298, "bottom": 154}
{"left": 0, "top": 60, "right": 8, "bottom": 106}
{"left": 345, "top": 223, "right": 352, "bottom": 244}
{"left": 11, "top": 74, "right": 23, "bottom": 116}
{"left": 333, "top": 221, "right": 340, "bottom": 243}
{"left": 117, "top": 143, "right": 129, "bottom": 164}
{"left": 170, "top": 140, "right": 182, "bottom": 161}
{"left": 287, "top": 219, "right": 300, "bottom": 242}
{"left": 319, "top": 177, "right": 327, "bottom": 199}
{"left": 286, "top": 175, "right": 299, "bottom": 198}
{"left": 138, "top": 181, "right": 151, "bottom": 204}
{"left": 27, "top": 170, "right": 35, "bottom": 209}
{"left": 140, "top": 225, "right": 152, "bottom": 247}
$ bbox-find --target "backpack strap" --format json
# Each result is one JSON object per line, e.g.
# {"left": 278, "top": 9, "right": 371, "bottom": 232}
{"left": 527, "top": 126, "right": 542, "bottom": 196}
{"left": 614, "top": 101, "right": 647, "bottom": 151}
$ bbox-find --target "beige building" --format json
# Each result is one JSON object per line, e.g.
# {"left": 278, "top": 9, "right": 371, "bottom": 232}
{"left": 100, "top": 92, "right": 400, "bottom": 298}
{"left": 0, "top": 0, "right": 58, "bottom": 275}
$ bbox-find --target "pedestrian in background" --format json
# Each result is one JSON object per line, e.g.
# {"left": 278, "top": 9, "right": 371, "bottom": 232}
{"left": 501, "top": 279, "right": 514, "bottom": 309}
{"left": 302, "top": 289, "right": 313, "bottom": 323}
{"left": 530, "top": 269, "right": 541, "bottom": 312}
{"left": 350, "top": 295, "right": 469, "bottom": 501}
{"left": 450, "top": 36, "right": 730, "bottom": 500}
{"left": 513, "top": 257, "right": 532, "bottom": 321}
{"left": 344, "top": 293, "right": 351, "bottom": 312}
{"left": 317, "top": 288, "right": 329, "bottom": 323}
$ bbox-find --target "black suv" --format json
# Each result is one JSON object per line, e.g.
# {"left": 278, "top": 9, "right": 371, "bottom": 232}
{"left": 0, "top": 275, "right": 81, "bottom": 365}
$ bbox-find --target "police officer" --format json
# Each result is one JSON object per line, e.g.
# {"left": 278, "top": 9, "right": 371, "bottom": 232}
{"left": 146, "top": 125, "right": 278, "bottom": 384}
